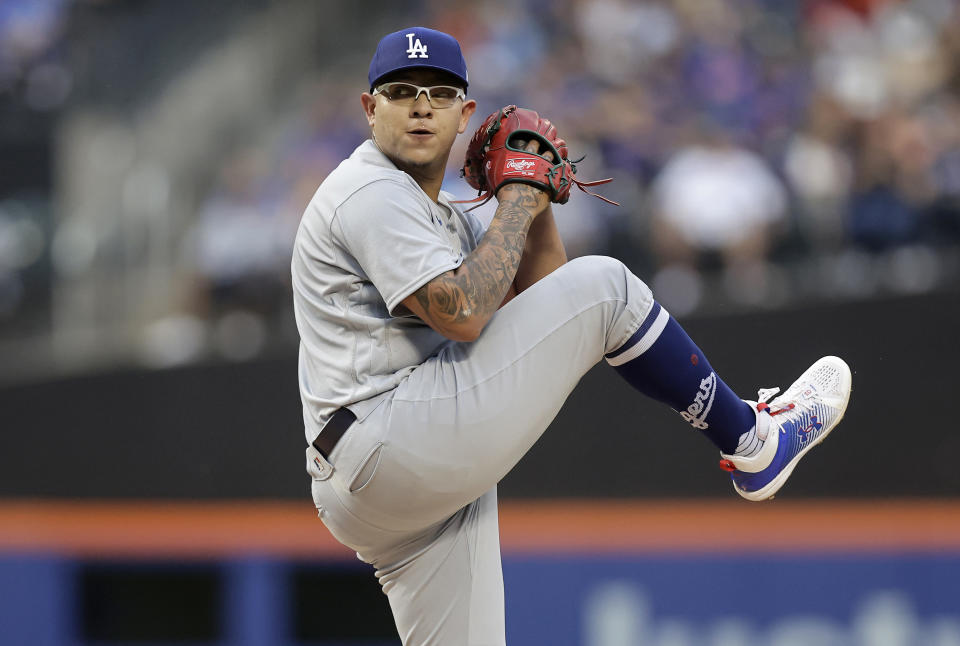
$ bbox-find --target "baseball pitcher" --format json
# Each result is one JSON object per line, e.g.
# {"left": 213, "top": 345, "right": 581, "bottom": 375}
{"left": 292, "top": 27, "right": 852, "bottom": 645}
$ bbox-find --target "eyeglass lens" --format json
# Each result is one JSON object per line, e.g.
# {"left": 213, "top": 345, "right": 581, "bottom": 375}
{"left": 380, "top": 83, "right": 461, "bottom": 107}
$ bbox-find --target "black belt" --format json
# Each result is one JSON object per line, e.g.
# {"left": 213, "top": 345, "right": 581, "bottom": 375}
{"left": 312, "top": 408, "right": 357, "bottom": 459}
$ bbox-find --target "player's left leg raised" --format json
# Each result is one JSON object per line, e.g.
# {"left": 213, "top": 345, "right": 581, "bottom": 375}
{"left": 604, "top": 307, "right": 852, "bottom": 501}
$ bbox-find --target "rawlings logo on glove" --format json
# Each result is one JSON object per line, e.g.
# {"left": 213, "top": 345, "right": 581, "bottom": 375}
{"left": 455, "top": 105, "right": 618, "bottom": 210}
{"left": 504, "top": 158, "right": 537, "bottom": 175}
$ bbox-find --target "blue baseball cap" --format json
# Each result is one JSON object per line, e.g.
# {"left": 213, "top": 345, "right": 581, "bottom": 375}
{"left": 368, "top": 27, "right": 469, "bottom": 91}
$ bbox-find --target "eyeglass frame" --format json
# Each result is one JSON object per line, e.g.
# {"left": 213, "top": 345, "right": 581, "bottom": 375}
{"left": 371, "top": 81, "right": 467, "bottom": 109}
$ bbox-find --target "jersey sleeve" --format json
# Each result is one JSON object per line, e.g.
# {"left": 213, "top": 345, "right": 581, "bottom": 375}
{"left": 335, "top": 179, "right": 464, "bottom": 314}
{"left": 462, "top": 208, "right": 487, "bottom": 247}
{"left": 441, "top": 191, "right": 487, "bottom": 249}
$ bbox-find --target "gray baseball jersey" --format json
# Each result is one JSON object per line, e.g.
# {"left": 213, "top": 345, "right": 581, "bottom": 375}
{"left": 292, "top": 140, "right": 486, "bottom": 444}
{"left": 295, "top": 140, "right": 657, "bottom": 645}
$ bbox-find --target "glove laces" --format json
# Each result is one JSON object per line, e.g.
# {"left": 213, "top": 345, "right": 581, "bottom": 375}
{"left": 453, "top": 169, "right": 619, "bottom": 212}
{"left": 572, "top": 174, "right": 619, "bottom": 205}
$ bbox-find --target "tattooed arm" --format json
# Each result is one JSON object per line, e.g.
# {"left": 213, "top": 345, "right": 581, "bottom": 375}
{"left": 401, "top": 183, "right": 550, "bottom": 342}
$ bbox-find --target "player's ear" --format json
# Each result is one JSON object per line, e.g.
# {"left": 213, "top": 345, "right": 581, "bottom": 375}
{"left": 361, "top": 92, "right": 377, "bottom": 127}
{"left": 457, "top": 99, "right": 477, "bottom": 134}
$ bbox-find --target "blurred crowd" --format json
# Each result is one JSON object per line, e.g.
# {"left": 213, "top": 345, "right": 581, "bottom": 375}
{"left": 0, "top": 0, "right": 68, "bottom": 110}
{"left": 3, "top": 0, "right": 960, "bottom": 366}
{"left": 189, "top": 0, "right": 960, "bottom": 328}
{"left": 0, "top": 0, "right": 68, "bottom": 326}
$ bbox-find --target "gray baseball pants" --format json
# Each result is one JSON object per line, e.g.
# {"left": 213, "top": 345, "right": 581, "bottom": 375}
{"left": 306, "top": 255, "right": 655, "bottom": 645}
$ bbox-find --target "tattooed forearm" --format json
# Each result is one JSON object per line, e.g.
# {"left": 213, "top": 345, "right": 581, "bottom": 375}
{"left": 413, "top": 184, "right": 546, "bottom": 336}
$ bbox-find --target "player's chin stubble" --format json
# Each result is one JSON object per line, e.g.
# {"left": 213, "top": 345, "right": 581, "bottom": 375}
{"left": 393, "top": 145, "right": 448, "bottom": 177}
{"left": 374, "top": 132, "right": 437, "bottom": 171}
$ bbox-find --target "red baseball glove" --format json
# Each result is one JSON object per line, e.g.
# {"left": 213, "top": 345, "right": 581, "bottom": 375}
{"left": 456, "top": 105, "right": 617, "bottom": 210}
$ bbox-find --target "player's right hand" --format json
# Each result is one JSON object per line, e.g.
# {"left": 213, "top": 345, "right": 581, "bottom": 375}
{"left": 513, "top": 138, "right": 556, "bottom": 162}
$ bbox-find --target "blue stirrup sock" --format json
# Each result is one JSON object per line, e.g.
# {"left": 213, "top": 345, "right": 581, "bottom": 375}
{"left": 606, "top": 301, "right": 757, "bottom": 455}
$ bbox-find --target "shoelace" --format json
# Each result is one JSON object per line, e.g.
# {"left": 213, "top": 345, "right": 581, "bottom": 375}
{"left": 758, "top": 385, "right": 823, "bottom": 422}
{"left": 755, "top": 386, "right": 797, "bottom": 416}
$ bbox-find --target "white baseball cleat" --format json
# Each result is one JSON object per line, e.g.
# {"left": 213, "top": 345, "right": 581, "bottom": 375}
{"left": 719, "top": 356, "right": 853, "bottom": 501}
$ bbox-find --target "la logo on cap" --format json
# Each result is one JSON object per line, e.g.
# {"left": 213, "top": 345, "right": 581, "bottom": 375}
{"left": 405, "top": 32, "right": 428, "bottom": 59}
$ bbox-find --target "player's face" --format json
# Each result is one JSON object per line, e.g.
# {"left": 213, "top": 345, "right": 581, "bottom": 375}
{"left": 361, "top": 69, "right": 476, "bottom": 179}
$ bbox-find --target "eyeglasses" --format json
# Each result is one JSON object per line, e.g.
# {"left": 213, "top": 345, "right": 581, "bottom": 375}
{"left": 372, "top": 82, "right": 466, "bottom": 109}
